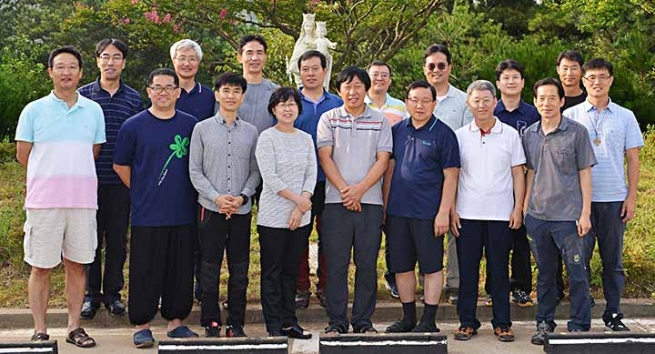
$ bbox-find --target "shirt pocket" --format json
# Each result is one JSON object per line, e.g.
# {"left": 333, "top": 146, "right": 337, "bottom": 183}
{"left": 551, "top": 145, "right": 576, "bottom": 175}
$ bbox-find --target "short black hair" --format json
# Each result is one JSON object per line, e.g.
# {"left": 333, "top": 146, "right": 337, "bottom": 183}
{"left": 556, "top": 50, "right": 584, "bottom": 67}
{"left": 533, "top": 78, "right": 565, "bottom": 100}
{"left": 366, "top": 61, "right": 392, "bottom": 74}
{"left": 336, "top": 66, "right": 371, "bottom": 92}
{"left": 298, "top": 50, "right": 327, "bottom": 70}
{"left": 268, "top": 87, "right": 303, "bottom": 116}
{"left": 214, "top": 72, "right": 247, "bottom": 93}
{"left": 48, "top": 46, "right": 83, "bottom": 69}
{"left": 95, "top": 38, "right": 128, "bottom": 59}
{"left": 423, "top": 43, "right": 452, "bottom": 65}
{"left": 238, "top": 34, "right": 267, "bottom": 55}
{"left": 405, "top": 80, "right": 436, "bottom": 101}
{"left": 495, "top": 59, "right": 525, "bottom": 80}
{"left": 147, "top": 68, "right": 179, "bottom": 87}
{"left": 582, "top": 58, "right": 613, "bottom": 77}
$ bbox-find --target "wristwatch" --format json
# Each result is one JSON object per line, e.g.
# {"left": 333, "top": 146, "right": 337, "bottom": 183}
{"left": 239, "top": 193, "right": 249, "bottom": 205}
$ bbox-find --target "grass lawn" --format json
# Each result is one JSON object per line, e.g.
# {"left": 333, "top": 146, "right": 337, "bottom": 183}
{"left": 0, "top": 129, "right": 654, "bottom": 308}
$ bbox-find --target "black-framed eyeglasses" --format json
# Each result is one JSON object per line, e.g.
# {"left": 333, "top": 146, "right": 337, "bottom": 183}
{"left": 148, "top": 85, "right": 178, "bottom": 93}
{"left": 426, "top": 62, "right": 448, "bottom": 71}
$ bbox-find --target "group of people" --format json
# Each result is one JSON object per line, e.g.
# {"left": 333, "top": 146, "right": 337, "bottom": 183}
{"left": 15, "top": 32, "right": 642, "bottom": 349}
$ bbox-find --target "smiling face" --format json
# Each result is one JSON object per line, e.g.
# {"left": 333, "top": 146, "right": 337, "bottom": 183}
{"left": 556, "top": 58, "right": 582, "bottom": 90}
{"left": 300, "top": 56, "right": 326, "bottom": 91}
{"left": 582, "top": 68, "right": 613, "bottom": 101}
{"left": 96, "top": 44, "right": 125, "bottom": 82}
{"left": 339, "top": 76, "right": 367, "bottom": 113}
{"left": 423, "top": 52, "right": 451, "bottom": 87}
{"left": 215, "top": 84, "right": 245, "bottom": 114}
{"left": 147, "top": 74, "right": 180, "bottom": 111}
{"left": 238, "top": 40, "right": 267, "bottom": 76}
{"left": 367, "top": 64, "right": 391, "bottom": 95}
{"left": 467, "top": 89, "right": 497, "bottom": 123}
{"left": 48, "top": 52, "right": 83, "bottom": 92}
{"left": 496, "top": 69, "right": 524, "bottom": 97}
{"left": 406, "top": 87, "right": 436, "bottom": 124}
{"left": 172, "top": 48, "right": 200, "bottom": 81}
{"left": 272, "top": 98, "right": 300, "bottom": 126}
{"left": 534, "top": 84, "right": 564, "bottom": 120}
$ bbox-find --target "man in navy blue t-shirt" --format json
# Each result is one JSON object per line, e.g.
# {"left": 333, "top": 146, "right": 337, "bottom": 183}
{"left": 382, "top": 80, "right": 460, "bottom": 333}
{"left": 114, "top": 68, "right": 198, "bottom": 347}
{"left": 486, "top": 59, "right": 540, "bottom": 309}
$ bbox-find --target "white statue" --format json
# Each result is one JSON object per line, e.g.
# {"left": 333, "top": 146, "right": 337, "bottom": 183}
{"left": 286, "top": 13, "right": 316, "bottom": 87}
{"left": 313, "top": 22, "right": 337, "bottom": 90}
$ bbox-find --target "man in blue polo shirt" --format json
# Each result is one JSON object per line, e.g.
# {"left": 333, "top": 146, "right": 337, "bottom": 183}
{"left": 170, "top": 39, "right": 215, "bottom": 121}
{"left": 483, "top": 59, "right": 540, "bottom": 309}
{"left": 565, "top": 58, "right": 644, "bottom": 331}
{"left": 383, "top": 80, "right": 460, "bottom": 333}
{"left": 293, "top": 50, "right": 343, "bottom": 309}
{"left": 78, "top": 38, "right": 143, "bottom": 320}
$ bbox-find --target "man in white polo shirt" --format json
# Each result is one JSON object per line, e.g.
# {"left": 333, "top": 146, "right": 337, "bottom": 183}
{"left": 15, "top": 46, "right": 105, "bottom": 347}
{"left": 450, "top": 80, "right": 525, "bottom": 342}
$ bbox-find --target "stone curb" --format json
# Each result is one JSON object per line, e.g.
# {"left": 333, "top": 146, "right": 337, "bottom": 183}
{"left": 1, "top": 299, "right": 653, "bottom": 329}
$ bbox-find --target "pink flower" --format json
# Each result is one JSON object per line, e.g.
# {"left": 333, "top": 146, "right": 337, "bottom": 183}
{"left": 173, "top": 24, "right": 179, "bottom": 33}
{"left": 163, "top": 14, "right": 172, "bottom": 23}
{"left": 131, "top": 0, "right": 138, "bottom": 4}
{"left": 220, "top": 8, "right": 228, "bottom": 19}
{"left": 123, "top": 17, "right": 131, "bottom": 24}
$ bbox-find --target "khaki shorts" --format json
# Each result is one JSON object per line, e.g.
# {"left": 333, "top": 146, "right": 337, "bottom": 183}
{"left": 23, "top": 208, "right": 97, "bottom": 268}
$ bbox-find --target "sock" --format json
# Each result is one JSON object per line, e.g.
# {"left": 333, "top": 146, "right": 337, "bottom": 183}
{"left": 401, "top": 301, "right": 417, "bottom": 324}
{"left": 420, "top": 303, "right": 439, "bottom": 324}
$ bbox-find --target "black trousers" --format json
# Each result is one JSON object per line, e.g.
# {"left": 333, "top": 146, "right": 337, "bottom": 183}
{"left": 485, "top": 224, "right": 532, "bottom": 294}
{"left": 259, "top": 224, "right": 310, "bottom": 333}
{"left": 86, "top": 184, "right": 130, "bottom": 304}
{"left": 128, "top": 224, "right": 196, "bottom": 325}
{"left": 198, "top": 206, "right": 251, "bottom": 327}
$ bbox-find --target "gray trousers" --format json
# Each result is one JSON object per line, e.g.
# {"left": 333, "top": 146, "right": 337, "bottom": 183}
{"left": 446, "top": 230, "right": 460, "bottom": 289}
{"left": 322, "top": 203, "right": 383, "bottom": 331}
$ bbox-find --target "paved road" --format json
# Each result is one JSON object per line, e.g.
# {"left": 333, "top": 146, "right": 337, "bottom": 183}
{"left": 2, "top": 318, "right": 655, "bottom": 353}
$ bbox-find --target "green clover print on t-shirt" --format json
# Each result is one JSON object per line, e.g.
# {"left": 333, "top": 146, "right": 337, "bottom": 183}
{"left": 157, "top": 134, "right": 189, "bottom": 185}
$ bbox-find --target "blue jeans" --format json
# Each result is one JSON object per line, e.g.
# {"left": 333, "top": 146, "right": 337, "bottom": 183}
{"left": 525, "top": 214, "right": 591, "bottom": 331}
{"left": 585, "top": 201, "right": 626, "bottom": 321}
{"left": 456, "top": 219, "right": 512, "bottom": 329}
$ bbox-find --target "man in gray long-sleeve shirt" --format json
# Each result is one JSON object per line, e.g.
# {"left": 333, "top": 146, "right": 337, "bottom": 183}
{"left": 189, "top": 72, "right": 260, "bottom": 338}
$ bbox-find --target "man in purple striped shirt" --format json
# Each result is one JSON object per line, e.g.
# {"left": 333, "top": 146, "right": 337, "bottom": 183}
{"left": 78, "top": 38, "right": 143, "bottom": 320}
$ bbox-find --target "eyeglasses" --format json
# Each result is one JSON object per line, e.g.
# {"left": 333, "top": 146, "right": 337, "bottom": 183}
{"left": 426, "top": 62, "right": 448, "bottom": 72}
{"left": 469, "top": 98, "right": 494, "bottom": 107}
{"left": 98, "top": 54, "right": 124, "bottom": 63}
{"left": 174, "top": 56, "right": 199, "bottom": 64}
{"left": 583, "top": 75, "right": 611, "bottom": 82}
{"left": 148, "top": 85, "right": 178, "bottom": 93}
{"left": 276, "top": 102, "right": 298, "bottom": 110}
{"left": 407, "top": 98, "right": 433, "bottom": 106}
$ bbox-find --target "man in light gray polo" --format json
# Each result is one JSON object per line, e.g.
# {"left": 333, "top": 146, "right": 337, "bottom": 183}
{"left": 422, "top": 43, "right": 473, "bottom": 304}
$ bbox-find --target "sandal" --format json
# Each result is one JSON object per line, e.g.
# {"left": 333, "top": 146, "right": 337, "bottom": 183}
{"left": 31, "top": 332, "right": 49, "bottom": 341}
{"left": 66, "top": 327, "right": 96, "bottom": 348}
{"left": 453, "top": 325, "right": 477, "bottom": 341}
{"left": 354, "top": 325, "right": 378, "bottom": 334}
{"left": 324, "top": 325, "right": 345, "bottom": 336}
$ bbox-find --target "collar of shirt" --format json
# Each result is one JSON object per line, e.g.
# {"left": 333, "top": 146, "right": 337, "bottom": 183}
{"left": 91, "top": 77, "right": 125, "bottom": 94}
{"left": 528, "top": 117, "right": 571, "bottom": 135}
{"left": 364, "top": 93, "right": 393, "bottom": 109}
{"left": 213, "top": 111, "right": 241, "bottom": 126}
{"left": 468, "top": 117, "right": 503, "bottom": 135}
{"left": 48, "top": 91, "right": 87, "bottom": 110}
{"left": 337, "top": 105, "right": 373, "bottom": 120}
{"left": 299, "top": 88, "right": 328, "bottom": 105}
{"left": 182, "top": 81, "right": 202, "bottom": 95}
{"left": 496, "top": 99, "right": 529, "bottom": 114}
{"left": 582, "top": 97, "right": 615, "bottom": 114}
{"left": 405, "top": 115, "right": 438, "bottom": 131}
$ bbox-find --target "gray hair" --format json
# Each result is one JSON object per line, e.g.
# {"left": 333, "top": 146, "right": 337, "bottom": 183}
{"left": 170, "top": 39, "right": 203, "bottom": 61}
{"left": 466, "top": 80, "right": 496, "bottom": 97}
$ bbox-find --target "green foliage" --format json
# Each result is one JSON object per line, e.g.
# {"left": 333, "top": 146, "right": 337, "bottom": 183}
{"left": 0, "top": 43, "right": 51, "bottom": 140}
